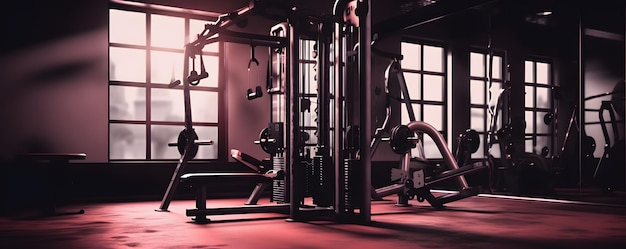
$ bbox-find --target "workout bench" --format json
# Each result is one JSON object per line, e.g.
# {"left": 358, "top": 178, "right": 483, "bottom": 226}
{"left": 181, "top": 149, "right": 287, "bottom": 222}
{"left": 18, "top": 153, "right": 86, "bottom": 216}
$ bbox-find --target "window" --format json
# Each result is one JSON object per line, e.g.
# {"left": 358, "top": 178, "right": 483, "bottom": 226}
{"left": 401, "top": 41, "right": 448, "bottom": 159}
{"left": 524, "top": 59, "right": 554, "bottom": 156}
{"left": 109, "top": 5, "right": 221, "bottom": 160}
{"left": 300, "top": 39, "right": 319, "bottom": 158}
{"left": 469, "top": 51, "right": 505, "bottom": 159}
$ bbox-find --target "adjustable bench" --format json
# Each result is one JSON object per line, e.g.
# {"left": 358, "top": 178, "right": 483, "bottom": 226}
{"left": 180, "top": 149, "right": 287, "bottom": 222}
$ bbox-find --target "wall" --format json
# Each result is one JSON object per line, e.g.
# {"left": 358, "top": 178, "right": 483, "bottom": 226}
{"left": 0, "top": 1, "right": 109, "bottom": 162}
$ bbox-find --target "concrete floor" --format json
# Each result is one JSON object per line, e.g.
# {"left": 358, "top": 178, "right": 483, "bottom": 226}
{"left": 1, "top": 195, "right": 625, "bottom": 249}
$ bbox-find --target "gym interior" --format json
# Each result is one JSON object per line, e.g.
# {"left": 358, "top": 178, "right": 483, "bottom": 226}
{"left": 0, "top": 0, "right": 625, "bottom": 248}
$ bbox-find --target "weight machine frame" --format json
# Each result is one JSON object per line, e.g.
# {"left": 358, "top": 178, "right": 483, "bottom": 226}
{"left": 157, "top": 0, "right": 290, "bottom": 213}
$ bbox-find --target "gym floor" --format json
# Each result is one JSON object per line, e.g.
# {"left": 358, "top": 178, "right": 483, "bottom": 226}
{"left": 1, "top": 194, "right": 625, "bottom": 249}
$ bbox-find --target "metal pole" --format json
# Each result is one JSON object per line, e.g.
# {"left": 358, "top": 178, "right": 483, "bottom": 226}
{"left": 288, "top": 20, "right": 302, "bottom": 221}
{"left": 357, "top": 0, "right": 372, "bottom": 222}
{"left": 333, "top": 18, "right": 346, "bottom": 217}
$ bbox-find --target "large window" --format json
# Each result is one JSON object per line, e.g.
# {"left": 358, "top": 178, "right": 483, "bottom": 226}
{"left": 524, "top": 59, "right": 554, "bottom": 156}
{"left": 400, "top": 41, "right": 448, "bottom": 159}
{"left": 469, "top": 51, "right": 504, "bottom": 159}
{"left": 109, "top": 5, "right": 221, "bottom": 160}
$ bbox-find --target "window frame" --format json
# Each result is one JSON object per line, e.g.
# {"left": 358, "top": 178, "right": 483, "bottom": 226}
{"left": 524, "top": 57, "right": 555, "bottom": 156}
{"left": 468, "top": 48, "right": 507, "bottom": 159}
{"left": 108, "top": 2, "right": 225, "bottom": 162}
{"left": 400, "top": 38, "right": 449, "bottom": 159}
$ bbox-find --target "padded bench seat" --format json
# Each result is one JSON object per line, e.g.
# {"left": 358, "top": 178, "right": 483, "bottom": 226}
{"left": 181, "top": 172, "right": 270, "bottom": 182}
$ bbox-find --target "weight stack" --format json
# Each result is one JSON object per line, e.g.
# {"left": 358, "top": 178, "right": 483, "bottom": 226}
{"left": 304, "top": 160, "right": 313, "bottom": 197}
{"left": 272, "top": 156, "right": 286, "bottom": 203}
{"left": 313, "top": 155, "right": 334, "bottom": 207}
{"left": 343, "top": 158, "right": 363, "bottom": 210}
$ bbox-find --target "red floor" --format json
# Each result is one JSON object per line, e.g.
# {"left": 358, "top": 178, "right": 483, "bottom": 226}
{"left": 1, "top": 195, "right": 625, "bottom": 249}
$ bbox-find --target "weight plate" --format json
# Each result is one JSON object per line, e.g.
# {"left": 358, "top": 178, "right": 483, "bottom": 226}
{"left": 177, "top": 129, "right": 199, "bottom": 158}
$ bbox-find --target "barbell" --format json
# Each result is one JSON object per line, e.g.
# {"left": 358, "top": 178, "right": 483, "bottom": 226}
{"left": 168, "top": 128, "right": 213, "bottom": 158}
{"left": 383, "top": 125, "right": 481, "bottom": 156}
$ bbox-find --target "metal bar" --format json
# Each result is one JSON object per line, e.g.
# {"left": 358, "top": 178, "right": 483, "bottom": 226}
{"left": 395, "top": 61, "right": 417, "bottom": 122}
{"left": 157, "top": 140, "right": 192, "bottom": 211}
{"left": 372, "top": 0, "right": 496, "bottom": 39}
{"left": 186, "top": 203, "right": 290, "bottom": 216}
{"left": 245, "top": 182, "right": 272, "bottom": 205}
{"left": 374, "top": 184, "right": 405, "bottom": 198}
{"left": 333, "top": 19, "right": 346, "bottom": 216}
{"left": 406, "top": 121, "right": 469, "bottom": 188}
{"left": 219, "top": 30, "right": 287, "bottom": 47}
{"left": 358, "top": 0, "right": 372, "bottom": 222}
{"left": 288, "top": 20, "right": 302, "bottom": 220}
{"left": 425, "top": 162, "right": 486, "bottom": 186}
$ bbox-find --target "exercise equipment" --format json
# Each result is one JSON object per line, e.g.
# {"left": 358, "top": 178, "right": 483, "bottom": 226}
{"left": 167, "top": 128, "right": 213, "bottom": 158}
{"left": 182, "top": 149, "right": 288, "bottom": 223}
{"left": 375, "top": 122, "right": 487, "bottom": 208}
{"left": 18, "top": 153, "right": 86, "bottom": 216}
{"left": 246, "top": 45, "right": 263, "bottom": 100}
{"left": 157, "top": 1, "right": 292, "bottom": 212}
{"left": 254, "top": 126, "right": 282, "bottom": 155}
{"left": 593, "top": 99, "right": 625, "bottom": 192}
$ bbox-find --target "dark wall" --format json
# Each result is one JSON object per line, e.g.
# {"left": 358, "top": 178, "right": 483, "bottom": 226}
{"left": 0, "top": 0, "right": 110, "bottom": 162}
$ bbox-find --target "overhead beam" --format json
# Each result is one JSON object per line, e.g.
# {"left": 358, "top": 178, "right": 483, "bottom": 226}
{"left": 372, "top": 0, "right": 497, "bottom": 38}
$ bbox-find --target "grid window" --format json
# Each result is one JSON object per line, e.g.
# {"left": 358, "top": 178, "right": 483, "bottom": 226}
{"left": 401, "top": 41, "right": 448, "bottom": 159}
{"left": 469, "top": 51, "right": 504, "bottom": 159}
{"left": 109, "top": 6, "right": 221, "bottom": 160}
{"left": 524, "top": 60, "right": 554, "bottom": 156}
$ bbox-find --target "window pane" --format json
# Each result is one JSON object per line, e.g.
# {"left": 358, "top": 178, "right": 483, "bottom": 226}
{"left": 191, "top": 91, "right": 219, "bottom": 123}
{"left": 194, "top": 126, "right": 218, "bottom": 159}
{"left": 110, "top": 47, "right": 146, "bottom": 82}
{"left": 471, "top": 108, "right": 485, "bottom": 132}
{"left": 423, "top": 75, "right": 443, "bottom": 101}
{"left": 423, "top": 135, "right": 442, "bottom": 159}
{"left": 536, "top": 86, "right": 550, "bottom": 109}
{"left": 525, "top": 86, "right": 535, "bottom": 108}
{"left": 151, "top": 125, "right": 184, "bottom": 159}
{"left": 492, "top": 55, "right": 502, "bottom": 80}
{"left": 190, "top": 19, "right": 219, "bottom": 53}
{"left": 488, "top": 82, "right": 503, "bottom": 109}
{"left": 403, "top": 72, "right": 421, "bottom": 100}
{"left": 303, "top": 97, "right": 317, "bottom": 127}
{"left": 151, "top": 51, "right": 184, "bottom": 84}
{"left": 423, "top": 105, "right": 443, "bottom": 130}
{"left": 189, "top": 55, "right": 219, "bottom": 88}
{"left": 109, "top": 9, "right": 146, "bottom": 45}
{"left": 536, "top": 62, "right": 550, "bottom": 84}
{"left": 489, "top": 143, "right": 501, "bottom": 158}
{"left": 110, "top": 85, "right": 146, "bottom": 121}
{"left": 470, "top": 52, "right": 484, "bottom": 77}
{"left": 525, "top": 61, "right": 534, "bottom": 83}
{"left": 401, "top": 104, "right": 421, "bottom": 125}
{"left": 151, "top": 88, "right": 183, "bottom": 122}
{"left": 536, "top": 136, "right": 551, "bottom": 156}
{"left": 401, "top": 42, "right": 421, "bottom": 70}
{"left": 536, "top": 112, "right": 551, "bottom": 134}
{"left": 110, "top": 123, "right": 146, "bottom": 159}
{"left": 423, "top": 45, "right": 443, "bottom": 72}
{"left": 151, "top": 14, "right": 184, "bottom": 49}
{"left": 525, "top": 111, "right": 534, "bottom": 133}
{"left": 470, "top": 80, "right": 485, "bottom": 105}
{"left": 525, "top": 139, "right": 534, "bottom": 153}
